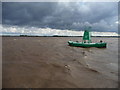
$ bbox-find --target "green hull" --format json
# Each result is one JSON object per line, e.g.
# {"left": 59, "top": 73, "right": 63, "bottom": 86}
{"left": 68, "top": 41, "right": 107, "bottom": 48}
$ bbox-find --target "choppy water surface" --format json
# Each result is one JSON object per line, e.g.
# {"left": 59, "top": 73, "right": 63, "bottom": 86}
{"left": 2, "top": 37, "right": 118, "bottom": 88}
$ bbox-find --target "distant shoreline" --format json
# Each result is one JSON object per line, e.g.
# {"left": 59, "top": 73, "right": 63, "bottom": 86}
{"left": 1, "top": 35, "right": 120, "bottom": 38}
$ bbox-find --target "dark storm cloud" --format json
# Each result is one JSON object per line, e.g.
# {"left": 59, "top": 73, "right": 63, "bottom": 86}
{"left": 0, "top": 2, "right": 2, "bottom": 24}
{"left": 2, "top": 2, "right": 118, "bottom": 32}
{"left": 2, "top": 2, "right": 57, "bottom": 25}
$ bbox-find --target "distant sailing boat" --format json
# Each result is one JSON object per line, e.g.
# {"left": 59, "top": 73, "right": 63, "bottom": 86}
{"left": 68, "top": 27, "right": 107, "bottom": 48}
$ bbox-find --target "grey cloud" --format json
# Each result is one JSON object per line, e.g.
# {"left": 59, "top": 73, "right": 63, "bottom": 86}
{"left": 0, "top": 2, "right": 2, "bottom": 24}
{"left": 2, "top": 2, "right": 118, "bottom": 32}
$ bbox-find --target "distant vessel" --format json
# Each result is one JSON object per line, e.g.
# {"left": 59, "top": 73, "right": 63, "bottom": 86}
{"left": 68, "top": 27, "right": 107, "bottom": 48}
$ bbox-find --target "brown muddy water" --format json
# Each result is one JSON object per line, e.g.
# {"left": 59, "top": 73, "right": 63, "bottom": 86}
{"left": 2, "top": 37, "right": 118, "bottom": 88}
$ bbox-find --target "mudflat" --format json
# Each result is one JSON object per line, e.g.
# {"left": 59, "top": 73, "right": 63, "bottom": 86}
{"left": 2, "top": 37, "right": 118, "bottom": 88}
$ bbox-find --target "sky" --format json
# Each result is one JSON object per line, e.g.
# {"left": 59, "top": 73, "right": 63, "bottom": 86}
{"left": 1, "top": 1, "right": 119, "bottom": 35}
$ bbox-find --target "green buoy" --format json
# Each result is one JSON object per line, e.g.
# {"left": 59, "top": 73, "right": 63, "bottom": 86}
{"left": 68, "top": 27, "right": 107, "bottom": 48}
